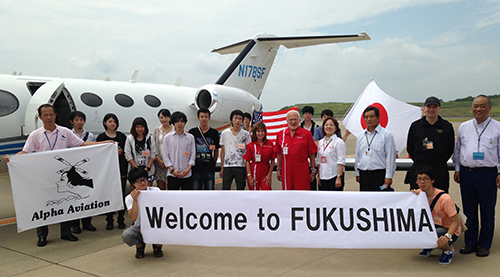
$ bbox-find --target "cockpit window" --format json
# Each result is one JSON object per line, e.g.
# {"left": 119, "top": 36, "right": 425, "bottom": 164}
{"left": 144, "top": 95, "right": 161, "bottom": 108}
{"left": 115, "top": 93, "right": 134, "bottom": 108}
{"left": 26, "top": 82, "right": 46, "bottom": 95}
{"left": 80, "top": 92, "right": 103, "bottom": 107}
{"left": 0, "top": 90, "right": 20, "bottom": 117}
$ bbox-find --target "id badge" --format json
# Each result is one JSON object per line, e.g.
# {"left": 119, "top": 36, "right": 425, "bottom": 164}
{"left": 142, "top": 151, "right": 150, "bottom": 156}
{"left": 238, "top": 144, "right": 245, "bottom": 149}
{"left": 366, "top": 150, "right": 371, "bottom": 156}
{"left": 433, "top": 216, "right": 443, "bottom": 226}
{"left": 283, "top": 147, "right": 288, "bottom": 155}
{"left": 255, "top": 154, "right": 261, "bottom": 162}
{"left": 209, "top": 145, "right": 216, "bottom": 150}
{"left": 425, "top": 141, "right": 434, "bottom": 150}
{"left": 473, "top": 152, "right": 485, "bottom": 160}
{"left": 184, "top": 151, "right": 190, "bottom": 157}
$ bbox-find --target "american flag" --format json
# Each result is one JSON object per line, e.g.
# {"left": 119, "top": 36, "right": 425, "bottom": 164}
{"left": 262, "top": 107, "right": 299, "bottom": 143}
{"left": 252, "top": 109, "right": 262, "bottom": 125}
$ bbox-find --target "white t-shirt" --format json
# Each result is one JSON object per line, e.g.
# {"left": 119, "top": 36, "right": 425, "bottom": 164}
{"left": 125, "top": 186, "right": 160, "bottom": 226}
{"left": 316, "top": 135, "right": 346, "bottom": 180}
{"left": 220, "top": 128, "right": 250, "bottom": 167}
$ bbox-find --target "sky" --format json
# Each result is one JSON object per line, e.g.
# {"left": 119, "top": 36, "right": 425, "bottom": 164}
{"left": 1, "top": 0, "right": 499, "bottom": 111}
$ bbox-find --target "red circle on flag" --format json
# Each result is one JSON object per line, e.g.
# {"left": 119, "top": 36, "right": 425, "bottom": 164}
{"left": 360, "top": 102, "right": 389, "bottom": 129}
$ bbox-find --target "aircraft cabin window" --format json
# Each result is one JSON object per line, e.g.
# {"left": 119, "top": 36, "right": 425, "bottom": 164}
{"left": 144, "top": 95, "right": 161, "bottom": 107}
{"left": 0, "top": 90, "right": 20, "bottom": 117}
{"left": 115, "top": 93, "right": 134, "bottom": 108}
{"left": 80, "top": 92, "right": 103, "bottom": 107}
{"left": 26, "top": 82, "right": 46, "bottom": 95}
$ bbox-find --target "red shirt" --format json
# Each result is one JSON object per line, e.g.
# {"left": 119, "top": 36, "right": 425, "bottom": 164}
{"left": 243, "top": 140, "right": 276, "bottom": 178}
{"left": 274, "top": 127, "right": 317, "bottom": 190}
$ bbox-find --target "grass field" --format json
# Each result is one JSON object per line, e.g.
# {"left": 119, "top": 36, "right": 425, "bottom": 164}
{"left": 281, "top": 94, "right": 500, "bottom": 119}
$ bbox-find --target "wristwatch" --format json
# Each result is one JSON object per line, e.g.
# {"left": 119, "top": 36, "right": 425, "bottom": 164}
{"left": 445, "top": 233, "right": 453, "bottom": 241}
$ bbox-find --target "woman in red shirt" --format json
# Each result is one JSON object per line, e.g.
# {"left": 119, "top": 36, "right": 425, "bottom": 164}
{"left": 243, "top": 122, "right": 276, "bottom": 190}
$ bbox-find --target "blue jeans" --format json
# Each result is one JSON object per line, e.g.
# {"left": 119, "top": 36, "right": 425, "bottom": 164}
{"left": 192, "top": 171, "right": 215, "bottom": 190}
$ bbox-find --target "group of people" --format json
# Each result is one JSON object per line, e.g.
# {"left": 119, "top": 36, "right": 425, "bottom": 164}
{"left": 350, "top": 94, "right": 500, "bottom": 265}
{"left": 2, "top": 94, "right": 500, "bottom": 264}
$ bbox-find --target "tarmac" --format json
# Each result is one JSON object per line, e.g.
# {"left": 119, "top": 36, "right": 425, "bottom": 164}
{"left": 2, "top": 122, "right": 500, "bottom": 276}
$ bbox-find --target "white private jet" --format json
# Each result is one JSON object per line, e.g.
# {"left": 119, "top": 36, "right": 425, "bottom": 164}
{"left": 0, "top": 33, "right": 371, "bottom": 155}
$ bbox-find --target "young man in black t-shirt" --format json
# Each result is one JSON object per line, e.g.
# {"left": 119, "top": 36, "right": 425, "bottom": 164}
{"left": 188, "top": 108, "right": 221, "bottom": 190}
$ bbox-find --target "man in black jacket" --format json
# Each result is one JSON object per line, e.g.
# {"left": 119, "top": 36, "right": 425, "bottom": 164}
{"left": 406, "top": 96, "right": 455, "bottom": 192}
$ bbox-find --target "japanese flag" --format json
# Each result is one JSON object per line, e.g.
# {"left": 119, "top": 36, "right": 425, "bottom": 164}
{"left": 342, "top": 79, "right": 422, "bottom": 155}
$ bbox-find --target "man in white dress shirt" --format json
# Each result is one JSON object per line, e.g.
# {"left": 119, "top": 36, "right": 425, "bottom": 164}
{"left": 453, "top": 95, "right": 500, "bottom": 257}
{"left": 354, "top": 106, "right": 397, "bottom": 191}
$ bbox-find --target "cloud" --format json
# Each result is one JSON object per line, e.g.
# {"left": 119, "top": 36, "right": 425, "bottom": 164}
{"left": 0, "top": 0, "right": 499, "bottom": 113}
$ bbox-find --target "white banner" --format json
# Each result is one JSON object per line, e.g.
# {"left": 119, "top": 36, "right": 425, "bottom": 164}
{"left": 139, "top": 191, "right": 438, "bottom": 249}
{"left": 343, "top": 79, "right": 422, "bottom": 155}
{"left": 7, "top": 143, "right": 123, "bottom": 232}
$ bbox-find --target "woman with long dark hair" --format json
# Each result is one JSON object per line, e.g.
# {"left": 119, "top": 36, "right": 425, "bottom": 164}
{"left": 243, "top": 122, "right": 275, "bottom": 190}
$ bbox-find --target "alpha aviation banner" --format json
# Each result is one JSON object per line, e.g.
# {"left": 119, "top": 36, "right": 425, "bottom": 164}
{"left": 7, "top": 143, "right": 123, "bottom": 232}
{"left": 139, "top": 191, "right": 438, "bottom": 249}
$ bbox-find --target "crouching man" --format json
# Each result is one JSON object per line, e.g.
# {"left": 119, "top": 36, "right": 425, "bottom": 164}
{"left": 122, "top": 167, "right": 163, "bottom": 258}
{"left": 412, "top": 165, "right": 461, "bottom": 265}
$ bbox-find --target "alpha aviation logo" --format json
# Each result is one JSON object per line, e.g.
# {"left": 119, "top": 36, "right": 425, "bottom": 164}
{"left": 45, "top": 155, "right": 94, "bottom": 206}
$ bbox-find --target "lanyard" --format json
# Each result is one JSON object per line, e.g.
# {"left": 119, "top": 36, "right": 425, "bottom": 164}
{"left": 365, "top": 130, "right": 377, "bottom": 151}
{"left": 44, "top": 130, "right": 59, "bottom": 150}
{"left": 323, "top": 137, "right": 333, "bottom": 152}
{"left": 474, "top": 118, "right": 491, "bottom": 152}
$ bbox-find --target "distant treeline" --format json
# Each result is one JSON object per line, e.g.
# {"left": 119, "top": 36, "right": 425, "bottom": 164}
{"left": 281, "top": 94, "right": 500, "bottom": 118}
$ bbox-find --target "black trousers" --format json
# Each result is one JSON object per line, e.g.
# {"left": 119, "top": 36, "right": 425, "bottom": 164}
{"left": 106, "top": 176, "right": 127, "bottom": 223}
{"left": 37, "top": 221, "right": 72, "bottom": 238}
{"left": 408, "top": 163, "right": 450, "bottom": 192}
{"left": 222, "top": 167, "right": 246, "bottom": 190}
{"left": 359, "top": 169, "right": 386, "bottom": 191}
{"left": 72, "top": 217, "right": 92, "bottom": 228}
{"left": 319, "top": 174, "right": 345, "bottom": 191}
{"left": 167, "top": 176, "right": 193, "bottom": 190}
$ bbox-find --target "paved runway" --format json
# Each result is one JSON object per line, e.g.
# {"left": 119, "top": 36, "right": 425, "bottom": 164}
{"left": 2, "top": 122, "right": 500, "bottom": 276}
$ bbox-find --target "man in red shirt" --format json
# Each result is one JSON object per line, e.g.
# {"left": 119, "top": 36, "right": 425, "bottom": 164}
{"left": 274, "top": 110, "right": 317, "bottom": 190}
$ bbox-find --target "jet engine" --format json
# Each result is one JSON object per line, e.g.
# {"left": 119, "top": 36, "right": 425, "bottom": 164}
{"left": 194, "top": 84, "right": 262, "bottom": 122}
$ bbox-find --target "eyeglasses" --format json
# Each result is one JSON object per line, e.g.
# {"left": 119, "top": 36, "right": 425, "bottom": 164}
{"left": 136, "top": 177, "right": 148, "bottom": 183}
{"left": 417, "top": 177, "right": 431, "bottom": 182}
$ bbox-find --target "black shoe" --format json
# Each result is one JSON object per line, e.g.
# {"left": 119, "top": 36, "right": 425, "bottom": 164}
{"left": 37, "top": 236, "right": 47, "bottom": 247}
{"left": 118, "top": 222, "right": 126, "bottom": 229}
{"left": 476, "top": 248, "right": 490, "bottom": 257}
{"left": 61, "top": 234, "right": 79, "bottom": 241}
{"left": 106, "top": 222, "right": 114, "bottom": 230}
{"left": 82, "top": 223, "right": 97, "bottom": 231}
{"left": 460, "top": 245, "right": 478, "bottom": 254}
{"left": 72, "top": 226, "right": 82, "bottom": 234}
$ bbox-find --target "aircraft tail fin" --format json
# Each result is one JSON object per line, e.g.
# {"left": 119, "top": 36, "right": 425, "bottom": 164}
{"left": 212, "top": 33, "right": 370, "bottom": 99}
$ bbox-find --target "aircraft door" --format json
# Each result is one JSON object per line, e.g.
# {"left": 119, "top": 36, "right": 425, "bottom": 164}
{"left": 23, "top": 81, "right": 71, "bottom": 135}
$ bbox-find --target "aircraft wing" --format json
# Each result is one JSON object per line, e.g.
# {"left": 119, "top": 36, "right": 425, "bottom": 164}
{"left": 212, "top": 32, "right": 370, "bottom": 55}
